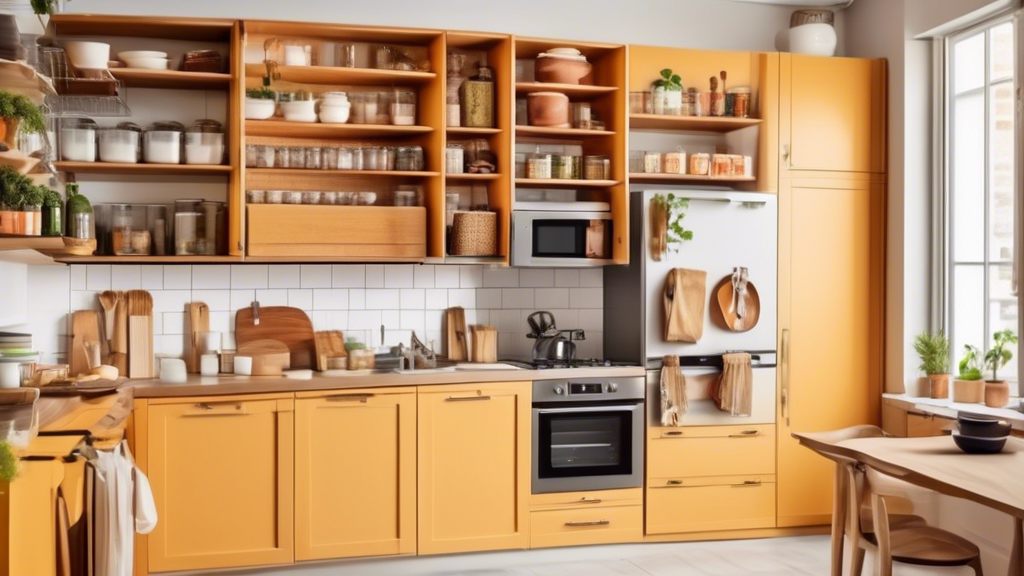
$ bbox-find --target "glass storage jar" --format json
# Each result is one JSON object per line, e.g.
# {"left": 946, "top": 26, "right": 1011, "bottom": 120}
{"left": 527, "top": 153, "right": 552, "bottom": 179}
{"left": 643, "top": 151, "right": 662, "bottom": 174}
{"left": 629, "top": 150, "right": 644, "bottom": 173}
{"left": 144, "top": 121, "right": 184, "bottom": 164}
{"left": 391, "top": 89, "right": 416, "bottom": 126}
{"left": 572, "top": 103, "right": 592, "bottom": 130}
{"left": 445, "top": 144, "right": 464, "bottom": 174}
{"left": 184, "top": 119, "right": 225, "bottom": 165}
{"left": 323, "top": 146, "right": 339, "bottom": 170}
{"left": 375, "top": 91, "right": 392, "bottom": 125}
{"left": 689, "top": 153, "right": 711, "bottom": 176}
{"left": 374, "top": 45, "right": 396, "bottom": 69}
{"left": 288, "top": 146, "right": 305, "bottom": 169}
{"left": 408, "top": 146, "right": 424, "bottom": 171}
{"left": 245, "top": 144, "right": 257, "bottom": 168}
{"left": 174, "top": 212, "right": 201, "bottom": 255}
{"left": 551, "top": 154, "right": 574, "bottom": 179}
{"left": 98, "top": 122, "right": 142, "bottom": 163}
{"left": 584, "top": 155, "right": 610, "bottom": 180}
{"left": 351, "top": 147, "right": 365, "bottom": 170}
{"left": 60, "top": 118, "right": 98, "bottom": 162}
{"left": 283, "top": 191, "right": 303, "bottom": 204}
{"left": 306, "top": 147, "right": 322, "bottom": 170}
{"left": 338, "top": 147, "right": 353, "bottom": 170}
{"left": 199, "top": 200, "right": 225, "bottom": 255}
{"left": 274, "top": 145, "right": 289, "bottom": 168}
{"left": 364, "top": 146, "right": 381, "bottom": 171}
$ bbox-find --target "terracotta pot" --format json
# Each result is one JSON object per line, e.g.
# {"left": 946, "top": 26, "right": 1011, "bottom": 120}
{"left": 535, "top": 56, "right": 592, "bottom": 85}
{"left": 952, "top": 379, "right": 985, "bottom": 404}
{"left": 1, "top": 117, "right": 18, "bottom": 150}
{"left": 527, "top": 92, "right": 570, "bottom": 127}
{"left": 912, "top": 376, "right": 931, "bottom": 397}
{"left": 0, "top": 210, "right": 14, "bottom": 234}
{"left": 928, "top": 373, "right": 950, "bottom": 399}
{"left": 984, "top": 381, "right": 1010, "bottom": 408}
{"left": 13, "top": 211, "right": 28, "bottom": 235}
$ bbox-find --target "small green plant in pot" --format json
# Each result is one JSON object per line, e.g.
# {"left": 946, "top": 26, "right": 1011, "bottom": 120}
{"left": 913, "top": 330, "right": 950, "bottom": 399}
{"left": 652, "top": 68, "right": 684, "bottom": 115}
{"left": 41, "top": 187, "right": 62, "bottom": 236}
{"left": 953, "top": 345, "right": 986, "bottom": 403}
{"left": 983, "top": 330, "right": 1018, "bottom": 408}
{"left": 0, "top": 91, "right": 47, "bottom": 150}
{"left": 245, "top": 87, "right": 277, "bottom": 120}
{"left": 0, "top": 166, "right": 32, "bottom": 235}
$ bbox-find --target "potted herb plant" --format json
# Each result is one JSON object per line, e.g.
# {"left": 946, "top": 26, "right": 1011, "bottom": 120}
{"left": 0, "top": 91, "right": 47, "bottom": 150}
{"left": 23, "top": 184, "right": 44, "bottom": 236}
{"left": 913, "top": 330, "right": 951, "bottom": 399}
{"left": 953, "top": 345, "right": 985, "bottom": 403}
{"left": 245, "top": 87, "right": 277, "bottom": 120}
{"left": 0, "top": 439, "right": 16, "bottom": 484}
{"left": 983, "top": 329, "right": 1018, "bottom": 408}
{"left": 652, "top": 68, "right": 683, "bottom": 115}
{"left": 650, "top": 193, "right": 693, "bottom": 261}
{"left": 41, "top": 186, "right": 62, "bottom": 236}
{"left": 0, "top": 166, "right": 22, "bottom": 234}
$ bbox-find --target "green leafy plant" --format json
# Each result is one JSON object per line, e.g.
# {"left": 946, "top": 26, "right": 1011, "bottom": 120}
{"left": 0, "top": 166, "right": 32, "bottom": 209}
{"left": 42, "top": 187, "right": 61, "bottom": 208}
{"left": 985, "top": 329, "right": 1018, "bottom": 381}
{"left": 654, "top": 68, "right": 683, "bottom": 91}
{"left": 0, "top": 91, "right": 47, "bottom": 134}
{"left": 957, "top": 344, "right": 984, "bottom": 381}
{"left": 24, "top": 184, "right": 45, "bottom": 208}
{"left": 913, "top": 330, "right": 950, "bottom": 375}
{"left": 65, "top": 183, "right": 92, "bottom": 215}
{"left": 246, "top": 87, "right": 276, "bottom": 100}
{"left": 0, "top": 440, "right": 17, "bottom": 483}
{"left": 30, "top": 0, "right": 56, "bottom": 15}
{"left": 344, "top": 339, "right": 366, "bottom": 352}
{"left": 652, "top": 193, "right": 693, "bottom": 251}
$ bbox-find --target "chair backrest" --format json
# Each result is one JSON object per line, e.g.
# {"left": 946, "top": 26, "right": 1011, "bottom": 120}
{"left": 799, "top": 425, "right": 888, "bottom": 465}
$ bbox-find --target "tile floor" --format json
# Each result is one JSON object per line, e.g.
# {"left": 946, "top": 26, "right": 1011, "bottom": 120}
{"left": 245, "top": 535, "right": 980, "bottom": 575}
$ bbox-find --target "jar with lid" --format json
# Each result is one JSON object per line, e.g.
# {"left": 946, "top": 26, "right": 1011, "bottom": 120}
{"left": 572, "top": 103, "right": 592, "bottom": 130}
{"left": 643, "top": 151, "right": 662, "bottom": 174}
{"left": 527, "top": 152, "right": 552, "bottom": 179}
{"left": 108, "top": 204, "right": 157, "bottom": 255}
{"left": 274, "top": 145, "right": 289, "bottom": 168}
{"left": 338, "top": 147, "right": 354, "bottom": 170}
{"left": 375, "top": 91, "right": 392, "bottom": 125}
{"left": 445, "top": 144, "right": 465, "bottom": 174}
{"left": 283, "top": 191, "right": 303, "bottom": 204}
{"left": 65, "top": 184, "right": 95, "bottom": 240}
{"left": 689, "top": 153, "right": 711, "bottom": 176}
{"left": 174, "top": 211, "right": 201, "bottom": 255}
{"left": 323, "top": 146, "right": 339, "bottom": 170}
{"left": 60, "top": 118, "right": 97, "bottom": 162}
{"left": 351, "top": 147, "right": 365, "bottom": 170}
{"left": 184, "top": 119, "right": 225, "bottom": 165}
{"left": 364, "top": 146, "right": 381, "bottom": 171}
{"left": 374, "top": 45, "right": 396, "bottom": 69}
{"left": 551, "top": 154, "right": 574, "bottom": 179}
{"left": 446, "top": 51, "right": 467, "bottom": 127}
{"left": 246, "top": 189, "right": 265, "bottom": 204}
{"left": 98, "top": 122, "right": 142, "bottom": 163}
{"left": 408, "top": 146, "right": 424, "bottom": 171}
{"left": 391, "top": 88, "right": 416, "bottom": 126}
{"left": 460, "top": 66, "right": 494, "bottom": 128}
{"left": 199, "top": 200, "right": 225, "bottom": 255}
{"left": 395, "top": 146, "right": 414, "bottom": 171}
{"left": 375, "top": 146, "right": 390, "bottom": 170}
{"left": 302, "top": 191, "right": 321, "bottom": 205}
{"left": 383, "top": 146, "right": 396, "bottom": 171}
{"left": 144, "top": 121, "right": 184, "bottom": 164}
{"left": 664, "top": 149, "right": 686, "bottom": 174}
{"left": 288, "top": 146, "right": 305, "bottom": 169}
{"left": 629, "top": 150, "right": 644, "bottom": 173}
{"left": 394, "top": 185, "right": 421, "bottom": 207}
{"left": 306, "top": 147, "right": 322, "bottom": 170}
{"left": 629, "top": 91, "right": 646, "bottom": 115}
{"left": 584, "top": 155, "right": 610, "bottom": 180}
{"left": 728, "top": 86, "right": 752, "bottom": 118}
{"left": 515, "top": 153, "right": 527, "bottom": 178}
{"left": 245, "top": 144, "right": 258, "bottom": 168}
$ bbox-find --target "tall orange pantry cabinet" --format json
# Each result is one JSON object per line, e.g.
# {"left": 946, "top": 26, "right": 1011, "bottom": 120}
{"left": 776, "top": 54, "right": 887, "bottom": 528}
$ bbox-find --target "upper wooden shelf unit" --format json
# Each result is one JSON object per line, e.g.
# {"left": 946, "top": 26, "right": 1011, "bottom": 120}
{"left": 53, "top": 162, "right": 232, "bottom": 176}
{"left": 246, "top": 120, "right": 433, "bottom": 139}
{"left": 244, "top": 64, "right": 436, "bottom": 86}
{"left": 629, "top": 114, "right": 763, "bottom": 133}
{"left": 50, "top": 14, "right": 235, "bottom": 41}
{"left": 111, "top": 68, "right": 232, "bottom": 90}
{"left": 515, "top": 82, "right": 618, "bottom": 97}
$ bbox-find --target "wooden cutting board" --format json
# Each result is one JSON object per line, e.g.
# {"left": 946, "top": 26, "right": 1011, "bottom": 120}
{"left": 70, "top": 310, "right": 101, "bottom": 376}
{"left": 237, "top": 339, "right": 291, "bottom": 376}
{"left": 445, "top": 307, "right": 467, "bottom": 362}
{"left": 470, "top": 325, "right": 497, "bottom": 363}
{"left": 184, "top": 302, "right": 209, "bottom": 373}
{"left": 235, "top": 306, "right": 316, "bottom": 369}
{"left": 314, "top": 330, "right": 346, "bottom": 372}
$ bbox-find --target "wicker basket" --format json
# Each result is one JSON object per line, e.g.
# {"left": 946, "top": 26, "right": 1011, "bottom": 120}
{"left": 450, "top": 211, "right": 498, "bottom": 256}
{"left": 790, "top": 9, "right": 834, "bottom": 27}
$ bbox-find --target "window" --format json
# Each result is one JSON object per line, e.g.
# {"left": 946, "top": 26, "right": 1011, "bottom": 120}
{"left": 946, "top": 18, "right": 1018, "bottom": 384}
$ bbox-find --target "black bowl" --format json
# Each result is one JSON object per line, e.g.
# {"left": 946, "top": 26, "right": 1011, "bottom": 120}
{"left": 953, "top": 431, "right": 1008, "bottom": 454}
{"left": 957, "top": 414, "right": 1012, "bottom": 438}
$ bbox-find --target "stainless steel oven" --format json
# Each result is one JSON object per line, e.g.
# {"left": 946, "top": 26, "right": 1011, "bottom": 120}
{"left": 512, "top": 208, "right": 613, "bottom": 267}
{"left": 531, "top": 377, "right": 644, "bottom": 494}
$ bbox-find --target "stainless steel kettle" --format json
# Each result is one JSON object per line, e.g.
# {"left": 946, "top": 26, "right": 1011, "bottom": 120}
{"left": 526, "top": 311, "right": 585, "bottom": 362}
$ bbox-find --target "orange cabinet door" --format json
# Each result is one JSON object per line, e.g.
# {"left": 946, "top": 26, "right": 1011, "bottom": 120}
{"left": 294, "top": 388, "right": 416, "bottom": 561}
{"left": 4, "top": 459, "right": 64, "bottom": 576}
{"left": 777, "top": 179, "right": 884, "bottom": 527}
{"left": 781, "top": 54, "right": 886, "bottom": 174}
{"left": 147, "top": 395, "right": 294, "bottom": 572}
{"left": 417, "top": 382, "right": 531, "bottom": 555}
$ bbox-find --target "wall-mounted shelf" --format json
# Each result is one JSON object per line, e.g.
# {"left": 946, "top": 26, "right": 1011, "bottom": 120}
{"left": 244, "top": 64, "right": 436, "bottom": 86}
{"left": 446, "top": 126, "right": 502, "bottom": 135}
{"left": 515, "top": 178, "right": 619, "bottom": 188}
{"left": 0, "top": 236, "right": 66, "bottom": 252}
{"left": 111, "top": 68, "right": 232, "bottom": 90}
{"left": 515, "top": 82, "right": 618, "bottom": 98}
{"left": 515, "top": 126, "right": 615, "bottom": 138}
{"left": 245, "top": 120, "right": 433, "bottom": 140}
{"left": 247, "top": 168, "right": 439, "bottom": 178}
{"left": 445, "top": 173, "right": 501, "bottom": 181}
{"left": 51, "top": 255, "right": 244, "bottom": 264}
{"left": 628, "top": 173, "right": 757, "bottom": 183}
{"left": 53, "top": 162, "right": 233, "bottom": 176}
{"left": 629, "top": 114, "right": 763, "bottom": 133}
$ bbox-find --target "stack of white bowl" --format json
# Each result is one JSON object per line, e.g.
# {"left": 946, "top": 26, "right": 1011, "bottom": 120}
{"left": 119, "top": 51, "right": 170, "bottom": 70}
{"left": 319, "top": 92, "right": 351, "bottom": 124}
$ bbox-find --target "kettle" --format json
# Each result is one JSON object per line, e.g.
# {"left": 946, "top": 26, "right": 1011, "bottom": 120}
{"left": 526, "top": 311, "right": 585, "bottom": 362}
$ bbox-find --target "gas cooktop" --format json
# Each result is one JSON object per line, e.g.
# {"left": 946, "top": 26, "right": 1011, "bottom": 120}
{"left": 502, "top": 359, "right": 639, "bottom": 370}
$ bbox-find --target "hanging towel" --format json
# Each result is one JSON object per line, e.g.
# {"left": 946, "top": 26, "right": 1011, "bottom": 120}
{"left": 663, "top": 268, "right": 707, "bottom": 343}
{"left": 714, "top": 352, "right": 753, "bottom": 416}
{"left": 660, "top": 355, "right": 688, "bottom": 426}
{"left": 731, "top": 267, "right": 749, "bottom": 320}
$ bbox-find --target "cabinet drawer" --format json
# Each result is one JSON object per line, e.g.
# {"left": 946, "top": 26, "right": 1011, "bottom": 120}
{"left": 530, "top": 505, "right": 642, "bottom": 548}
{"left": 530, "top": 488, "right": 642, "bottom": 511}
{"left": 646, "top": 476, "right": 776, "bottom": 535}
{"left": 648, "top": 424, "right": 775, "bottom": 478}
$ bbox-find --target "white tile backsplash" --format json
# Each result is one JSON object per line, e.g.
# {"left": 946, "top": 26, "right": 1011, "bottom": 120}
{"left": 28, "top": 265, "right": 604, "bottom": 363}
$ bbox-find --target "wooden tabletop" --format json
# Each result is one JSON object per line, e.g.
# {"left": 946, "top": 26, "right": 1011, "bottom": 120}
{"left": 837, "top": 435, "right": 1024, "bottom": 519}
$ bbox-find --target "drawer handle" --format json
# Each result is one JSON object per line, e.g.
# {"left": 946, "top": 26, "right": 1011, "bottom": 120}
{"left": 445, "top": 395, "right": 491, "bottom": 402}
{"left": 578, "top": 497, "right": 603, "bottom": 504}
{"left": 325, "top": 394, "right": 374, "bottom": 403}
{"left": 661, "top": 431, "right": 684, "bottom": 437}
{"left": 666, "top": 479, "right": 684, "bottom": 486}
{"left": 186, "top": 403, "right": 249, "bottom": 417}
{"left": 565, "top": 519, "right": 610, "bottom": 527}
{"left": 731, "top": 480, "right": 763, "bottom": 488}
{"left": 728, "top": 430, "right": 760, "bottom": 438}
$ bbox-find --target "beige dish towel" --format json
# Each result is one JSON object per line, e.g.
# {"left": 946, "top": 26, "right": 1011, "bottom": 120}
{"left": 660, "top": 355, "right": 688, "bottom": 426}
{"left": 663, "top": 268, "right": 707, "bottom": 343}
{"left": 716, "top": 352, "right": 753, "bottom": 417}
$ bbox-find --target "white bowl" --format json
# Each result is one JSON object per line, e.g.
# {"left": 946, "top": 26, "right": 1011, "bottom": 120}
{"left": 245, "top": 98, "right": 276, "bottom": 120}
{"left": 318, "top": 103, "right": 351, "bottom": 124}
{"left": 122, "top": 57, "right": 170, "bottom": 70}
{"left": 64, "top": 41, "right": 111, "bottom": 70}
{"left": 118, "top": 50, "right": 167, "bottom": 60}
{"left": 281, "top": 100, "right": 317, "bottom": 122}
{"left": 321, "top": 91, "right": 350, "bottom": 105}
{"left": 788, "top": 23, "right": 837, "bottom": 57}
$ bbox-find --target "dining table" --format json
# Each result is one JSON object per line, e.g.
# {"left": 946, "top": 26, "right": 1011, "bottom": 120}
{"left": 795, "top": 432, "right": 1024, "bottom": 576}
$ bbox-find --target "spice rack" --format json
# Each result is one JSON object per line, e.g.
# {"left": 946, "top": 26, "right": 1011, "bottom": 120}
{"left": 443, "top": 31, "right": 513, "bottom": 264}
{"left": 241, "top": 21, "right": 445, "bottom": 262}
{"left": 512, "top": 37, "right": 628, "bottom": 265}
{"left": 47, "top": 14, "right": 243, "bottom": 263}
{"left": 627, "top": 45, "right": 778, "bottom": 192}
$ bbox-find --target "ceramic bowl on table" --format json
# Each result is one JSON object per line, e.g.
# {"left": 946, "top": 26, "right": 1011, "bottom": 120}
{"left": 64, "top": 41, "right": 111, "bottom": 70}
{"left": 952, "top": 431, "right": 1008, "bottom": 455}
{"left": 957, "top": 413, "right": 1012, "bottom": 438}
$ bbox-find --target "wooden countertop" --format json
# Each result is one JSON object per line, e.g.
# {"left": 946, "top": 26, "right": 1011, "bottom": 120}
{"left": 129, "top": 366, "right": 647, "bottom": 398}
{"left": 884, "top": 393, "right": 1024, "bottom": 431}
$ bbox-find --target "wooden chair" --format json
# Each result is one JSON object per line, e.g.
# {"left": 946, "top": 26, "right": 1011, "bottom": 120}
{"left": 800, "top": 425, "right": 927, "bottom": 576}
{"left": 845, "top": 462, "right": 985, "bottom": 576}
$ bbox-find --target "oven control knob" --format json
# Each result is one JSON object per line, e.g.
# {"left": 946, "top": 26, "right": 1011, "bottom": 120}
{"left": 553, "top": 386, "right": 565, "bottom": 395}
{"left": 608, "top": 382, "right": 619, "bottom": 393}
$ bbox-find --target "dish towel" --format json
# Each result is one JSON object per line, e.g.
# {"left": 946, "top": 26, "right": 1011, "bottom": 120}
{"left": 663, "top": 268, "right": 707, "bottom": 343}
{"left": 716, "top": 352, "right": 753, "bottom": 416}
{"left": 731, "top": 267, "right": 750, "bottom": 320}
{"left": 660, "top": 355, "right": 688, "bottom": 426}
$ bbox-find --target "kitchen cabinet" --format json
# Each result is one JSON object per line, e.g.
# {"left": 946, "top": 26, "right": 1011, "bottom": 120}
{"left": 776, "top": 178, "right": 885, "bottom": 528}
{"left": 2, "top": 458, "right": 64, "bottom": 576}
{"left": 529, "top": 488, "right": 642, "bottom": 548}
{"left": 295, "top": 388, "right": 416, "bottom": 561}
{"left": 647, "top": 425, "right": 775, "bottom": 479}
{"left": 780, "top": 54, "right": 886, "bottom": 174}
{"left": 146, "top": 394, "right": 293, "bottom": 572}
{"left": 417, "top": 381, "right": 531, "bottom": 554}
{"left": 647, "top": 475, "right": 777, "bottom": 534}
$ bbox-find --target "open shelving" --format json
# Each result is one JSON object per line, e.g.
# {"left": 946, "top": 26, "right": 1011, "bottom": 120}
{"left": 246, "top": 119, "right": 433, "bottom": 139}
{"left": 110, "top": 68, "right": 232, "bottom": 90}
{"left": 53, "top": 162, "right": 233, "bottom": 176}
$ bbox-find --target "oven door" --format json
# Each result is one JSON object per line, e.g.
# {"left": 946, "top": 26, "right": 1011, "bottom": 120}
{"left": 532, "top": 402, "right": 644, "bottom": 493}
{"left": 512, "top": 211, "right": 613, "bottom": 267}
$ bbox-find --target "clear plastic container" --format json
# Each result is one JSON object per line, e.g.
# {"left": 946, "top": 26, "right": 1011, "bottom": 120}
{"left": 375, "top": 91, "right": 392, "bottom": 125}
{"left": 551, "top": 154, "right": 574, "bottom": 179}
{"left": 584, "top": 155, "right": 609, "bottom": 180}
{"left": 391, "top": 89, "right": 416, "bottom": 125}
{"left": 60, "top": 118, "right": 97, "bottom": 162}
{"left": 174, "top": 212, "right": 201, "bottom": 255}
{"left": 257, "top": 144, "right": 275, "bottom": 168}
{"left": 144, "top": 121, "right": 183, "bottom": 164}
{"left": 98, "top": 122, "right": 142, "bottom": 163}
{"left": 288, "top": 146, "right": 305, "bottom": 169}
{"left": 338, "top": 147, "right": 353, "bottom": 170}
{"left": 96, "top": 203, "right": 168, "bottom": 256}
{"left": 446, "top": 144, "right": 464, "bottom": 174}
{"left": 184, "top": 119, "right": 225, "bottom": 165}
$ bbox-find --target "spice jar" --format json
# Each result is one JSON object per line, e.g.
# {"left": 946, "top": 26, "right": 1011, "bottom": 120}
{"left": 584, "top": 155, "right": 610, "bottom": 180}
{"left": 572, "top": 102, "right": 592, "bottom": 130}
{"left": 306, "top": 147, "right": 322, "bottom": 170}
{"left": 338, "top": 147, "right": 353, "bottom": 170}
{"left": 184, "top": 119, "right": 225, "bottom": 165}
{"left": 144, "top": 121, "right": 184, "bottom": 164}
{"left": 60, "top": 118, "right": 97, "bottom": 162}
{"left": 527, "top": 152, "right": 552, "bottom": 179}
{"left": 664, "top": 149, "right": 686, "bottom": 174}
{"left": 643, "top": 151, "right": 662, "bottom": 174}
{"left": 391, "top": 88, "right": 416, "bottom": 126}
{"left": 689, "top": 153, "right": 710, "bottom": 176}
{"left": 729, "top": 86, "right": 752, "bottom": 118}
{"left": 551, "top": 154, "right": 574, "bottom": 179}
{"left": 445, "top": 144, "right": 465, "bottom": 174}
{"left": 460, "top": 66, "right": 494, "bottom": 128}
{"left": 98, "top": 122, "right": 142, "bottom": 163}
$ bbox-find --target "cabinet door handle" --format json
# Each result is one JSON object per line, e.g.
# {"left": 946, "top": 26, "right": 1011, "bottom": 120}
{"left": 661, "top": 430, "right": 684, "bottom": 437}
{"left": 781, "top": 328, "right": 791, "bottom": 428}
{"left": 728, "top": 430, "right": 760, "bottom": 438}
{"left": 666, "top": 479, "right": 684, "bottom": 486}
{"left": 782, "top": 144, "right": 791, "bottom": 167}
{"left": 324, "top": 394, "right": 374, "bottom": 403}
{"left": 565, "top": 519, "right": 610, "bottom": 527}
{"left": 445, "top": 395, "right": 491, "bottom": 402}
{"left": 731, "top": 480, "right": 763, "bottom": 488}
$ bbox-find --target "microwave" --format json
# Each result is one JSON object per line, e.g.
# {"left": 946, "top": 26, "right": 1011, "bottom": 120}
{"left": 511, "top": 208, "right": 613, "bottom": 267}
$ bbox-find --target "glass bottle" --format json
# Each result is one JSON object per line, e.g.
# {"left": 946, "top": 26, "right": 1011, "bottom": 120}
{"left": 460, "top": 66, "right": 494, "bottom": 128}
